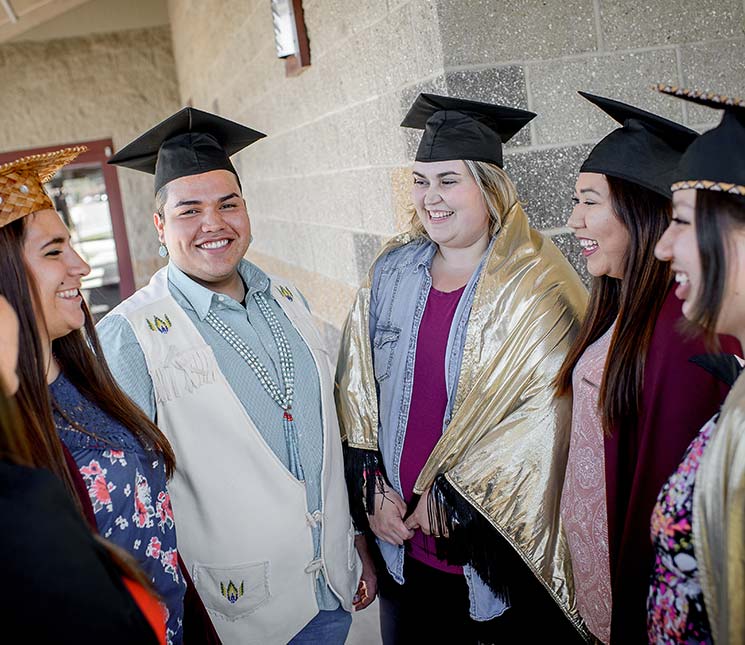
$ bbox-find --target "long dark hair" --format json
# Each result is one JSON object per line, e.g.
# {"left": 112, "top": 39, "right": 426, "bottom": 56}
{"left": 687, "top": 190, "right": 745, "bottom": 346}
{"left": 0, "top": 215, "right": 175, "bottom": 477}
{"left": 556, "top": 176, "right": 673, "bottom": 433}
{"left": 0, "top": 379, "right": 34, "bottom": 466}
{"left": 0, "top": 219, "right": 78, "bottom": 497}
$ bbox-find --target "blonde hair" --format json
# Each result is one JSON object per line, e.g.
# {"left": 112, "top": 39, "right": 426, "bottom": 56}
{"left": 406, "top": 160, "right": 520, "bottom": 239}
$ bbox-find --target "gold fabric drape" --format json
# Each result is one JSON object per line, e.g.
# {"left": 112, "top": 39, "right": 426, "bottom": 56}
{"left": 693, "top": 370, "right": 745, "bottom": 645}
{"left": 336, "top": 203, "right": 590, "bottom": 638}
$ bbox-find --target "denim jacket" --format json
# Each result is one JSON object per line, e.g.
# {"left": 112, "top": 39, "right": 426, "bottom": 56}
{"left": 369, "top": 235, "right": 507, "bottom": 621}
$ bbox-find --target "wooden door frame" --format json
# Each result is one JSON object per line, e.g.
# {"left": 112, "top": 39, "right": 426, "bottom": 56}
{"left": 0, "top": 138, "right": 135, "bottom": 298}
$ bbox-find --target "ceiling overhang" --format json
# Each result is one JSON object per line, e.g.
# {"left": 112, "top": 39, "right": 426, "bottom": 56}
{"left": 0, "top": 0, "right": 92, "bottom": 42}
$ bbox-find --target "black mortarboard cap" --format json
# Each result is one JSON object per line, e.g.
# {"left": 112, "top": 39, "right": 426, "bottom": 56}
{"left": 579, "top": 91, "right": 698, "bottom": 197}
{"left": 400, "top": 93, "right": 536, "bottom": 168}
{"left": 108, "top": 107, "right": 266, "bottom": 193}
{"left": 656, "top": 84, "right": 745, "bottom": 196}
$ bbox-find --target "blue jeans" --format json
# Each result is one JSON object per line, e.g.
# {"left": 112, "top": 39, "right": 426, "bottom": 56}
{"left": 289, "top": 607, "right": 352, "bottom": 644}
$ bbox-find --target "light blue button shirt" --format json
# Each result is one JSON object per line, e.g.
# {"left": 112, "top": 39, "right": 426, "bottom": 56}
{"left": 97, "top": 259, "right": 339, "bottom": 611}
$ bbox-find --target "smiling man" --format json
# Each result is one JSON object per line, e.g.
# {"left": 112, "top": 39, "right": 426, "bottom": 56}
{"left": 97, "top": 108, "right": 368, "bottom": 644}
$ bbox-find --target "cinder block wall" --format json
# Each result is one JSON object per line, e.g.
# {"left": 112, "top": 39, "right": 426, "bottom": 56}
{"left": 434, "top": 0, "right": 745, "bottom": 280}
{"left": 169, "top": 0, "right": 445, "bottom": 347}
{"left": 167, "top": 0, "right": 745, "bottom": 349}
{"left": 0, "top": 27, "right": 181, "bottom": 286}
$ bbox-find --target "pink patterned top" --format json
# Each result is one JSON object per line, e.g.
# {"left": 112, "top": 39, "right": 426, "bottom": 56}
{"left": 561, "top": 324, "right": 615, "bottom": 644}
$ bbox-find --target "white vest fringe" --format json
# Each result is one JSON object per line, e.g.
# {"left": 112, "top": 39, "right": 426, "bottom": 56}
{"left": 108, "top": 267, "right": 361, "bottom": 644}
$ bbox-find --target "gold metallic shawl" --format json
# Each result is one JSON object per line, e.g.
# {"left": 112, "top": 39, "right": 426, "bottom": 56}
{"left": 693, "top": 370, "right": 745, "bottom": 645}
{"left": 336, "top": 202, "right": 589, "bottom": 636}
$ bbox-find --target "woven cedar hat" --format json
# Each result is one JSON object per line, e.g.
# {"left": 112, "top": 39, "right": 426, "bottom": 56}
{"left": 0, "top": 146, "right": 86, "bottom": 228}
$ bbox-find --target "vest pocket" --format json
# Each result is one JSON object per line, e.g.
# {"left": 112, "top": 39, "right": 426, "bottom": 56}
{"left": 192, "top": 560, "right": 270, "bottom": 622}
{"left": 372, "top": 325, "right": 401, "bottom": 382}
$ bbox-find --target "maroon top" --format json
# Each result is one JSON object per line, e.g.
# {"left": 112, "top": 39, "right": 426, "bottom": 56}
{"left": 400, "top": 284, "right": 465, "bottom": 574}
{"left": 604, "top": 286, "right": 740, "bottom": 644}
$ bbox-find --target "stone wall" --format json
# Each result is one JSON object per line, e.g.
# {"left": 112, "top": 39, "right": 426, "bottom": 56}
{"left": 0, "top": 26, "right": 181, "bottom": 286}
{"left": 167, "top": 0, "right": 745, "bottom": 348}
{"left": 168, "top": 0, "right": 447, "bottom": 346}
{"left": 433, "top": 0, "right": 745, "bottom": 281}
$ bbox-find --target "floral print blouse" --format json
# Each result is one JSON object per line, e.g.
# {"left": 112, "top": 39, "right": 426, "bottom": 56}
{"left": 647, "top": 415, "right": 715, "bottom": 644}
{"left": 50, "top": 372, "right": 185, "bottom": 645}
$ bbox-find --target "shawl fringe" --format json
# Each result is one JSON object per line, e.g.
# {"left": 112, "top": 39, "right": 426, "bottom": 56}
{"left": 429, "top": 474, "right": 590, "bottom": 643}
{"left": 343, "top": 444, "right": 386, "bottom": 531}
{"left": 428, "top": 474, "right": 515, "bottom": 595}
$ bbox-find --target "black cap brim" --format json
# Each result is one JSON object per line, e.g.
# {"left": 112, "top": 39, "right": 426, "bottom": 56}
{"left": 656, "top": 84, "right": 745, "bottom": 194}
{"left": 401, "top": 93, "right": 535, "bottom": 167}
{"left": 108, "top": 107, "right": 266, "bottom": 193}
{"left": 579, "top": 91, "right": 696, "bottom": 151}
{"left": 579, "top": 91, "right": 697, "bottom": 197}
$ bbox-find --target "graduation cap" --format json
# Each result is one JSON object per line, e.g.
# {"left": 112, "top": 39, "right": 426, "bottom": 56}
{"left": 400, "top": 93, "right": 536, "bottom": 168}
{"left": 0, "top": 146, "right": 86, "bottom": 228}
{"left": 656, "top": 84, "right": 745, "bottom": 196}
{"left": 108, "top": 107, "right": 266, "bottom": 194}
{"left": 579, "top": 91, "right": 698, "bottom": 197}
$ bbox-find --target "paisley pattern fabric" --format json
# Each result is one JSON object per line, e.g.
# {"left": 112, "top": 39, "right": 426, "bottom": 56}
{"left": 561, "top": 324, "right": 615, "bottom": 644}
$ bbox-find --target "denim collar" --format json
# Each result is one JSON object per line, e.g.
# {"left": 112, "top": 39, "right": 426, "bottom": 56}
{"left": 414, "top": 240, "right": 438, "bottom": 271}
{"left": 167, "top": 259, "right": 271, "bottom": 321}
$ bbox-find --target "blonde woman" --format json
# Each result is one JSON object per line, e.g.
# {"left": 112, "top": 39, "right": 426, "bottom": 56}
{"left": 337, "top": 94, "right": 589, "bottom": 643}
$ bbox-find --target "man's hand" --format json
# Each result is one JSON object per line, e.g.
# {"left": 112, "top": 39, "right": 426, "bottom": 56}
{"left": 404, "top": 487, "right": 448, "bottom": 537}
{"left": 352, "top": 534, "right": 377, "bottom": 611}
{"left": 368, "top": 480, "right": 414, "bottom": 546}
